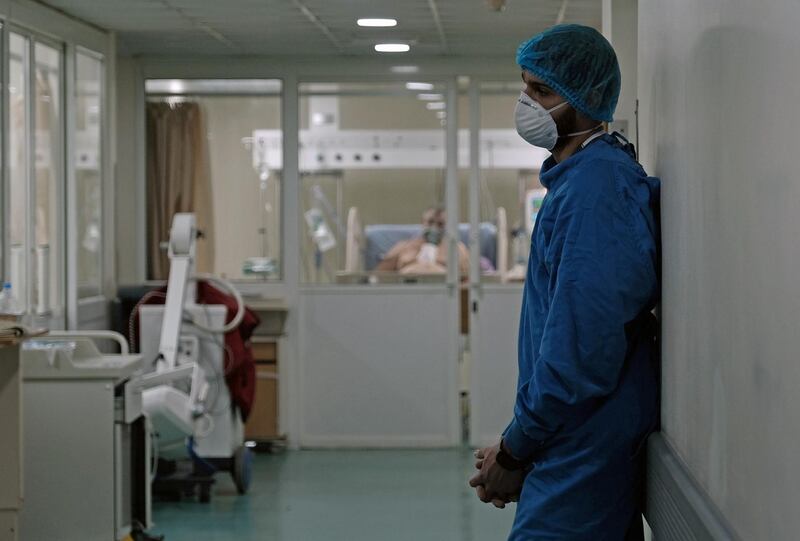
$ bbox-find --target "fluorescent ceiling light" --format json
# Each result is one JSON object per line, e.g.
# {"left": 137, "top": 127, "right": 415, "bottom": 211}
{"left": 426, "top": 102, "right": 446, "bottom": 110}
{"left": 168, "top": 80, "right": 184, "bottom": 94}
{"left": 392, "top": 65, "right": 419, "bottom": 74}
{"left": 375, "top": 43, "right": 410, "bottom": 53}
{"left": 417, "top": 93, "right": 443, "bottom": 101}
{"left": 358, "top": 18, "right": 397, "bottom": 27}
{"left": 406, "top": 82, "right": 434, "bottom": 91}
{"left": 145, "top": 79, "right": 282, "bottom": 95}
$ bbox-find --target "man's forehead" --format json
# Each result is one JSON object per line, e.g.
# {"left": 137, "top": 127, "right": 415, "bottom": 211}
{"left": 521, "top": 70, "right": 550, "bottom": 87}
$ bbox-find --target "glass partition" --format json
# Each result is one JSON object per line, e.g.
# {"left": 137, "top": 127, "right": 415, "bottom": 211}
{"left": 145, "top": 79, "right": 282, "bottom": 281}
{"left": 298, "top": 81, "right": 463, "bottom": 285}
{"left": 33, "top": 41, "right": 64, "bottom": 315}
{"left": 7, "top": 31, "right": 68, "bottom": 320}
{"left": 461, "top": 81, "right": 549, "bottom": 283}
{"left": 75, "top": 51, "right": 104, "bottom": 299}
{"left": 8, "top": 32, "right": 29, "bottom": 310}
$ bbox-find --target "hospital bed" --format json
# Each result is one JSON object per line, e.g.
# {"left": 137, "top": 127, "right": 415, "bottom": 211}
{"left": 341, "top": 206, "right": 509, "bottom": 283}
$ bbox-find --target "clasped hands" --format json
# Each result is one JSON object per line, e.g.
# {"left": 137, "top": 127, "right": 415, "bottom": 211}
{"left": 468, "top": 442, "right": 527, "bottom": 509}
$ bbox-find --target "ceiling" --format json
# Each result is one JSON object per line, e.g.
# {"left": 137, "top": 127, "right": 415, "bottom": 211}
{"left": 38, "top": 0, "right": 602, "bottom": 57}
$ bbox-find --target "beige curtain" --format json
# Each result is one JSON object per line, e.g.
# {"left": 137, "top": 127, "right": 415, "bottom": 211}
{"left": 146, "top": 102, "right": 214, "bottom": 280}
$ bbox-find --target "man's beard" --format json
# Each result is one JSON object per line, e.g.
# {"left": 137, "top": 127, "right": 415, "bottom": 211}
{"left": 552, "top": 106, "right": 579, "bottom": 153}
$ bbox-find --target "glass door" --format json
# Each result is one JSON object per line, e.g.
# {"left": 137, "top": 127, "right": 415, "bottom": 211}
{"left": 466, "top": 80, "right": 549, "bottom": 447}
{"left": 295, "top": 79, "right": 462, "bottom": 446}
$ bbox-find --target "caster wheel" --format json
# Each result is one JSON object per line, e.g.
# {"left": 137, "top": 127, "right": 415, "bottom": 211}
{"left": 232, "top": 445, "right": 253, "bottom": 495}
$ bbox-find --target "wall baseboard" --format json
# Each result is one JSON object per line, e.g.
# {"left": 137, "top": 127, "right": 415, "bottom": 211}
{"left": 646, "top": 433, "right": 738, "bottom": 541}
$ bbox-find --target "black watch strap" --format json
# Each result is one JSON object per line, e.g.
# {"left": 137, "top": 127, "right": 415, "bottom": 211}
{"left": 496, "top": 441, "right": 527, "bottom": 471}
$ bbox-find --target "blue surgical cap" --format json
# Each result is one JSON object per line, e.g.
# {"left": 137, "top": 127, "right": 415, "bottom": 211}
{"left": 517, "top": 24, "right": 621, "bottom": 122}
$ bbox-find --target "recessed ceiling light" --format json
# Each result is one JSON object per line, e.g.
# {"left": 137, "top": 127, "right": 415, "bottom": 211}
{"left": 375, "top": 43, "right": 410, "bottom": 53}
{"left": 426, "top": 102, "right": 446, "bottom": 110}
{"left": 417, "top": 93, "right": 443, "bottom": 101}
{"left": 391, "top": 66, "right": 418, "bottom": 74}
{"left": 358, "top": 18, "right": 398, "bottom": 27}
{"left": 406, "top": 82, "right": 434, "bottom": 91}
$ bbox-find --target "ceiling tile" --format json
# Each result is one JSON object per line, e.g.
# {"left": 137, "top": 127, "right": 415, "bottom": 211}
{"left": 39, "top": 0, "right": 602, "bottom": 57}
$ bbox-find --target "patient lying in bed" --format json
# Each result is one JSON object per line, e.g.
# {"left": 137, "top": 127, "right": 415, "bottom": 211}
{"left": 375, "top": 208, "right": 470, "bottom": 277}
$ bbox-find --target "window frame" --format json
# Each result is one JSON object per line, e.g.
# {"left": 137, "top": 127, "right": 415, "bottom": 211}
{"left": 4, "top": 25, "right": 67, "bottom": 322}
{"left": 73, "top": 47, "right": 106, "bottom": 302}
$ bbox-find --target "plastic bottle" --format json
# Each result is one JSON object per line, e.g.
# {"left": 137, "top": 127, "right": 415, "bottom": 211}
{"left": 0, "top": 283, "right": 11, "bottom": 312}
{"left": 0, "top": 282, "right": 21, "bottom": 321}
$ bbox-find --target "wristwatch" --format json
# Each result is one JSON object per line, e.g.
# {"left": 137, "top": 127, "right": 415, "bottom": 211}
{"left": 496, "top": 439, "right": 527, "bottom": 471}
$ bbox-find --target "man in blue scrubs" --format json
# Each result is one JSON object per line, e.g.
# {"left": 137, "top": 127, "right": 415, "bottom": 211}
{"left": 469, "top": 24, "right": 661, "bottom": 540}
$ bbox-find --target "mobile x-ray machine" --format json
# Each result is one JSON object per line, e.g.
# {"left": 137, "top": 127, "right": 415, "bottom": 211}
{"left": 139, "top": 213, "right": 253, "bottom": 502}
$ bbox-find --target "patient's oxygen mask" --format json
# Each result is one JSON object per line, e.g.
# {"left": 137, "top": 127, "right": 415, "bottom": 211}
{"left": 423, "top": 225, "right": 444, "bottom": 246}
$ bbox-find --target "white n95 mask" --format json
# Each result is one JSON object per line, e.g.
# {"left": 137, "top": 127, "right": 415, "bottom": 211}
{"left": 514, "top": 92, "right": 601, "bottom": 151}
{"left": 514, "top": 92, "right": 567, "bottom": 150}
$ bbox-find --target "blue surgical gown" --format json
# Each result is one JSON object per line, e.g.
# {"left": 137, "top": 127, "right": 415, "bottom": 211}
{"left": 503, "top": 134, "right": 661, "bottom": 540}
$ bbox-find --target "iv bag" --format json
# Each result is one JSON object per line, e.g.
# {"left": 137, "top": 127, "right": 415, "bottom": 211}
{"left": 304, "top": 208, "right": 337, "bottom": 253}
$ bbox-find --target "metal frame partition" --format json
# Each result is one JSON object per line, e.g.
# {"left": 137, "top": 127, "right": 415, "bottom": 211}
{"left": 3, "top": 24, "right": 67, "bottom": 330}
{"left": 137, "top": 58, "right": 523, "bottom": 449}
{"left": 467, "top": 78, "right": 528, "bottom": 448}
{"left": 0, "top": 0, "right": 113, "bottom": 332}
{"left": 294, "top": 76, "right": 461, "bottom": 447}
{"left": 70, "top": 46, "right": 109, "bottom": 331}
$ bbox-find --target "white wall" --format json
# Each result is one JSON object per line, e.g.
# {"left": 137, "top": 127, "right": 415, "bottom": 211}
{"left": 639, "top": 1, "right": 800, "bottom": 538}
{"left": 114, "top": 56, "right": 144, "bottom": 284}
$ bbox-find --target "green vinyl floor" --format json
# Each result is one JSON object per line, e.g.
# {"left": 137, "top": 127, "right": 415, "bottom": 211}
{"left": 151, "top": 447, "right": 515, "bottom": 541}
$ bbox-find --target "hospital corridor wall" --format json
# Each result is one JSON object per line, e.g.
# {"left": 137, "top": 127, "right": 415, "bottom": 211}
{"left": 639, "top": 0, "right": 800, "bottom": 538}
{"left": 103, "top": 8, "right": 800, "bottom": 537}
